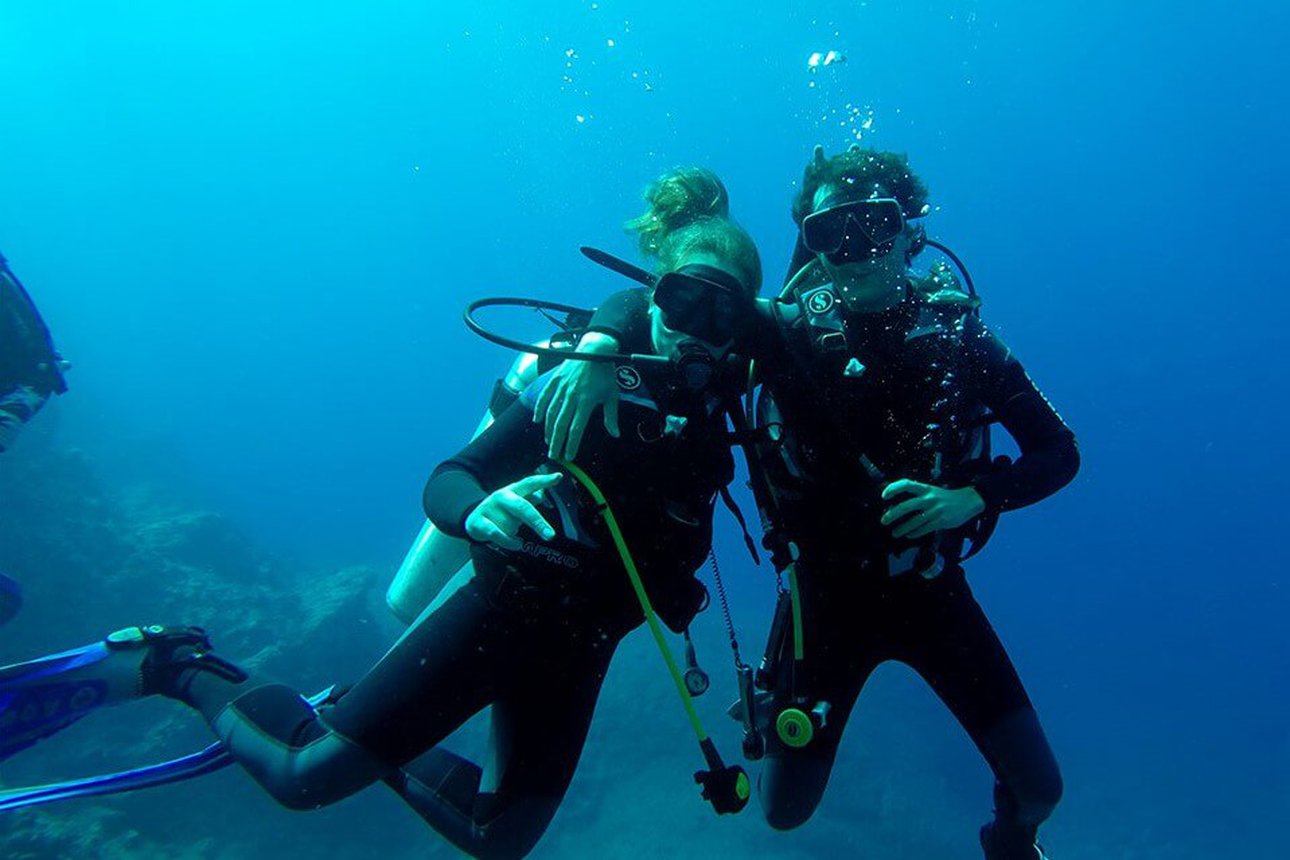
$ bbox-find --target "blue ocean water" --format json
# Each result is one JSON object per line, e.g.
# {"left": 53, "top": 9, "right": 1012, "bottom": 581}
{"left": 2, "top": 1, "right": 1286, "bottom": 857}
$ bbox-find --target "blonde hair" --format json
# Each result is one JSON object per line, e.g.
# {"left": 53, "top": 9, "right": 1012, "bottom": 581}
{"left": 624, "top": 166, "right": 730, "bottom": 259}
{"left": 625, "top": 167, "right": 760, "bottom": 295}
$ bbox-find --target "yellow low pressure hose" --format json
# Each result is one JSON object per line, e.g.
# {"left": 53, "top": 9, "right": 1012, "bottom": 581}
{"left": 558, "top": 459, "right": 751, "bottom": 813}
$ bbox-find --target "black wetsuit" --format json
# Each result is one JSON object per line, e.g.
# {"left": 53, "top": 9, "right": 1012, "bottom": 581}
{"left": 170, "top": 347, "right": 735, "bottom": 860}
{"left": 591, "top": 282, "right": 1078, "bottom": 854}
{"left": 0, "top": 258, "right": 66, "bottom": 452}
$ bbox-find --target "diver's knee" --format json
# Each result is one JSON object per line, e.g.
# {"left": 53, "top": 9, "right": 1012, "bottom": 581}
{"left": 763, "top": 802, "right": 816, "bottom": 832}
{"left": 758, "top": 757, "right": 829, "bottom": 831}
{"left": 471, "top": 794, "right": 559, "bottom": 860}
{"left": 985, "top": 707, "right": 1063, "bottom": 825}
{"left": 272, "top": 785, "right": 327, "bottom": 811}
{"left": 472, "top": 829, "right": 542, "bottom": 860}
{"left": 1015, "top": 760, "right": 1063, "bottom": 823}
{"left": 212, "top": 684, "right": 380, "bottom": 810}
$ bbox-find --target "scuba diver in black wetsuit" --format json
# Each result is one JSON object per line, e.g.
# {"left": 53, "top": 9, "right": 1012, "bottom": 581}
{"left": 0, "top": 185, "right": 761, "bottom": 859}
{"left": 385, "top": 166, "right": 734, "bottom": 625}
{"left": 536, "top": 146, "right": 1079, "bottom": 860}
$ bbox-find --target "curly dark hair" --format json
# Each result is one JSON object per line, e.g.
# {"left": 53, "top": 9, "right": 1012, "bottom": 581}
{"left": 791, "top": 145, "right": 929, "bottom": 225}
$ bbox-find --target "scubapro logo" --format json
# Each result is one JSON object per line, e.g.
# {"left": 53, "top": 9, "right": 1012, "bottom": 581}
{"left": 521, "top": 541, "right": 581, "bottom": 569}
{"left": 806, "top": 289, "right": 836, "bottom": 315}
{"left": 615, "top": 366, "right": 642, "bottom": 390}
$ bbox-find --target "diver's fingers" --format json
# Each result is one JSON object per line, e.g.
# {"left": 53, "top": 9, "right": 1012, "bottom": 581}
{"left": 603, "top": 393, "right": 620, "bottom": 438}
{"left": 477, "top": 519, "right": 522, "bottom": 551}
{"left": 542, "top": 378, "right": 566, "bottom": 441}
{"left": 533, "top": 374, "right": 557, "bottom": 424}
{"left": 891, "top": 515, "right": 926, "bottom": 540}
{"left": 548, "top": 396, "right": 576, "bottom": 460}
{"left": 891, "top": 504, "right": 941, "bottom": 539}
{"left": 509, "top": 473, "right": 563, "bottom": 498}
{"left": 882, "top": 479, "right": 930, "bottom": 501}
{"left": 500, "top": 494, "right": 556, "bottom": 541}
{"left": 565, "top": 404, "right": 592, "bottom": 461}
{"left": 902, "top": 519, "right": 940, "bottom": 541}
{"left": 881, "top": 495, "right": 930, "bottom": 526}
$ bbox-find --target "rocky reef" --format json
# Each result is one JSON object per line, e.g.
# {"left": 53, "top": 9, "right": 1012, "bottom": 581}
{"left": 0, "top": 446, "right": 405, "bottom": 858}
{"left": 0, "top": 444, "right": 998, "bottom": 859}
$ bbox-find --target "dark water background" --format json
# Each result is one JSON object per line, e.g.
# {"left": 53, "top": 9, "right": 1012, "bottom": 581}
{"left": 2, "top": 1, "right": 1287, "bottom": 857}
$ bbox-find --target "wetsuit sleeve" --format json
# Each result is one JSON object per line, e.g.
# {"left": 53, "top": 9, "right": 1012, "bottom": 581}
{"left": 968, "top": 323, "right": 1080, "bottom": 513}
{"left": 586, "top": 288, "right": 651, "bottom": 349}
{"left": 422, "top": 397, "right": 547, "bottom": 538}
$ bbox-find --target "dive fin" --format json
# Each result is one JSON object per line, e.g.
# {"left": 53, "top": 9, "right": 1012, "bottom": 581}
{"left": 0, "top": 625, "right": 241, "bottom": 762}
{"left": 0, "top": 688, "right": 334, "bottom": 812}
{"left": 0, "top": 640, "right": 118, "bottom": 762}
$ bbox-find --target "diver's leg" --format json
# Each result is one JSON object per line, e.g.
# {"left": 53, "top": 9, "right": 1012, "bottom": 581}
{"left": 389, "top": 624, "right": 617, "bottom": 860}
{"left": 180, "top": 674, "right": 388, "bottom": 809}
{"left": 0, "top": 625, "right": 388, "bottom": 804}
{"left": 757, "top": 572, "right": 878, "bottom": 831}
{"left": 1, "top": 579, "right": 503, "bottom": 811}
{"left": 977, "top": 711, "right": 1061, "bottom": 860}
{"left": 758, "top": 656, "right": 874, "bottom": 830}
{"left": 897, "top": 571, "right": 1062, "bottom": 859}
{"left": 183, "top": 575, "right": 505, "bottom": 810}
{"left": 306, "top": 573, "right": 505, "bottom": 765}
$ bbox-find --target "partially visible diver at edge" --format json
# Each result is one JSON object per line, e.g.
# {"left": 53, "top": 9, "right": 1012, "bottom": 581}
{"left": 0, "top": 249, "right": 70, "bottom": 626}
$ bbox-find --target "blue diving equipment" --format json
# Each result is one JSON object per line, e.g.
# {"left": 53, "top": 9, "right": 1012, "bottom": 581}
{"left": 0, "top": 629, "right": 329, "bottom": 811}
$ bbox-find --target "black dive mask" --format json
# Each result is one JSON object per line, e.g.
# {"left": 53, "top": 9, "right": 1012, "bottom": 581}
{"left": 801, "top": 198, "right": 906, "bottom": 265}
{"left": 463, "top": 250, "right": 747, "bottom": 396}
{"left": 653, "top": 264, "right": 749, "bottom": 346}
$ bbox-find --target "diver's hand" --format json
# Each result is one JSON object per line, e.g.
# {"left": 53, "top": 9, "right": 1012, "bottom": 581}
{"left": 533, "top": 331, "right": 622, "bottom": 461}
{"left": 880, "top": 480, "right": 985, "bottom": 540}
{"left": 465, "top": 473, "right": 563, "bottom": 551}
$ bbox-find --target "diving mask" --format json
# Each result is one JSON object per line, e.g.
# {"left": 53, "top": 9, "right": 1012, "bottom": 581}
{"left": 652, "top": 264, "right": 750, "bottom": 346}
{"left": 801, "top": 198, "right": 906, "bottom": 265}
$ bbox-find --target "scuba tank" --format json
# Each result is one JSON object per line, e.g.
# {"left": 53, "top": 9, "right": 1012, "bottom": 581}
{"left": 386, "top": 314, "right": 589, "bottom": 625}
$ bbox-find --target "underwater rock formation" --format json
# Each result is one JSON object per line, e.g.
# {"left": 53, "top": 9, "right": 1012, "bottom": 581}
{"left": 0, "top": 446, "right": 390, "bottom": 857}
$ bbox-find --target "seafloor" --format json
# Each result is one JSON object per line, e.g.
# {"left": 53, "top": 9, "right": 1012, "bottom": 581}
{"left": 0, "top": 444, "right": 1220, "bottom": 858}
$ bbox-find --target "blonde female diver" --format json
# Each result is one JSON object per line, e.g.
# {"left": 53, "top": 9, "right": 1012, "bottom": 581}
{"left": 385, "top": 166, "right": 731, "bottom": 624}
